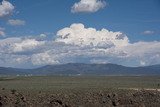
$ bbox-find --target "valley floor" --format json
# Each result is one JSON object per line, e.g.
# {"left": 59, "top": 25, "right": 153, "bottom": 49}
{"left": 0, "top": 76, "right": 160, "bottom": 107}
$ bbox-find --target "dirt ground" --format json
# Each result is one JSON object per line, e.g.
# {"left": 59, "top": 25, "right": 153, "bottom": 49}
{"left": 0, "top": 88, "right": 160, "bottom": 107}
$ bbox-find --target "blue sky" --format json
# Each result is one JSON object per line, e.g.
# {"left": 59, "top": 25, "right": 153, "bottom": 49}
{"left": 0, "top": 0, "right": 160, "bottom": 68}
{"left": 0, "top": 0, "right": 160, "bottom": 42}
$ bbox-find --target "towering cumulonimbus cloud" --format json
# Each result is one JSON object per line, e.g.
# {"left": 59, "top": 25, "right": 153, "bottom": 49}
{"left": 71, "top": 0, "right": 106, "bottom": 13}
{"left": 0, "top": 0, "right": 14, "bottom": 17}
{"left": 56, "top": 23, "right": 129, "bottom": 48}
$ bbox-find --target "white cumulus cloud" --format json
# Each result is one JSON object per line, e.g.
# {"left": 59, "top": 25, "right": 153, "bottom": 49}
{"left": 8, "top": 19, "right": 26, "bottom": 26}
{"left": 71, "top": 0, "right": 106, "bottom": 13}
{"left": 56, "top": 23, "right": 129, "bottom": 47}
{"left": 0, "top": 37, "right": 45, "bottom": 54}
{"left": 31, "top": 51, "right": 60, "bottom": 66}
{"left": 12, "top": 39, "right": 45, "bottom": 53}
{"left": 0, "top": 0, "right": 14, "bottom": 17}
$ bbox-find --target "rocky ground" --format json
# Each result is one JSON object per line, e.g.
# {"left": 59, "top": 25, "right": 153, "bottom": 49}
{"left": 0, "top": 88, "right": 160, "bottom": 107}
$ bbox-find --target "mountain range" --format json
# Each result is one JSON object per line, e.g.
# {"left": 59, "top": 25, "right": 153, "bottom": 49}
{"left": 0, "top": 63, "right": 160, "bottom": 76}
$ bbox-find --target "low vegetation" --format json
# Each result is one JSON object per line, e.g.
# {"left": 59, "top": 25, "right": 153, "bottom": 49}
{"left": 0, "top": 76, "right": 160, "bottom": 107}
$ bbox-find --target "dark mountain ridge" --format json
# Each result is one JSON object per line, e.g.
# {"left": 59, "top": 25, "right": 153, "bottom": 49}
{"left": 0, "top": 63, "right": 160, "bottom": 76}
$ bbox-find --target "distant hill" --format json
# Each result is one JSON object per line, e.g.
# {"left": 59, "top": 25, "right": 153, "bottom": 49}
{"left": 0, "top": 63, "right": 160, "bottom": 76}
{"left": 0, "top": 67, "right": 30, "bottom": 75}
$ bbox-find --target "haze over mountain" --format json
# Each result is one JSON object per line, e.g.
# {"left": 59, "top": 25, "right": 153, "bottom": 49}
{"left": 0, "top": 63, "right": 160, "bottom": 76}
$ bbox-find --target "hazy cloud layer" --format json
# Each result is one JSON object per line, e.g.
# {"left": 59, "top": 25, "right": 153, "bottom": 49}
{"left": 142, "top": 30, "right": 155, "bottom": 35}
{"left": 8, "top": 19, "right": 26, "bottom": 26}
{"left": 71, "top": 0, "right": 106, "bottom": 13}
{"left": 0, "top": 31, "right": 5, "bottom": 37}
{"left": 0, "top": 23, "right": 160, "bottom": 68}
{"left": 0, "top": 0, "right": 14, "bottom": 17}
{"left": 0, "top": 27, "right": 5, "bottom": 37}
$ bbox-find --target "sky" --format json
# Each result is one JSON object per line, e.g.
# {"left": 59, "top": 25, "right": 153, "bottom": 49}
{"left": 0, "top": 0, "right": 160, "bottom": 68}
